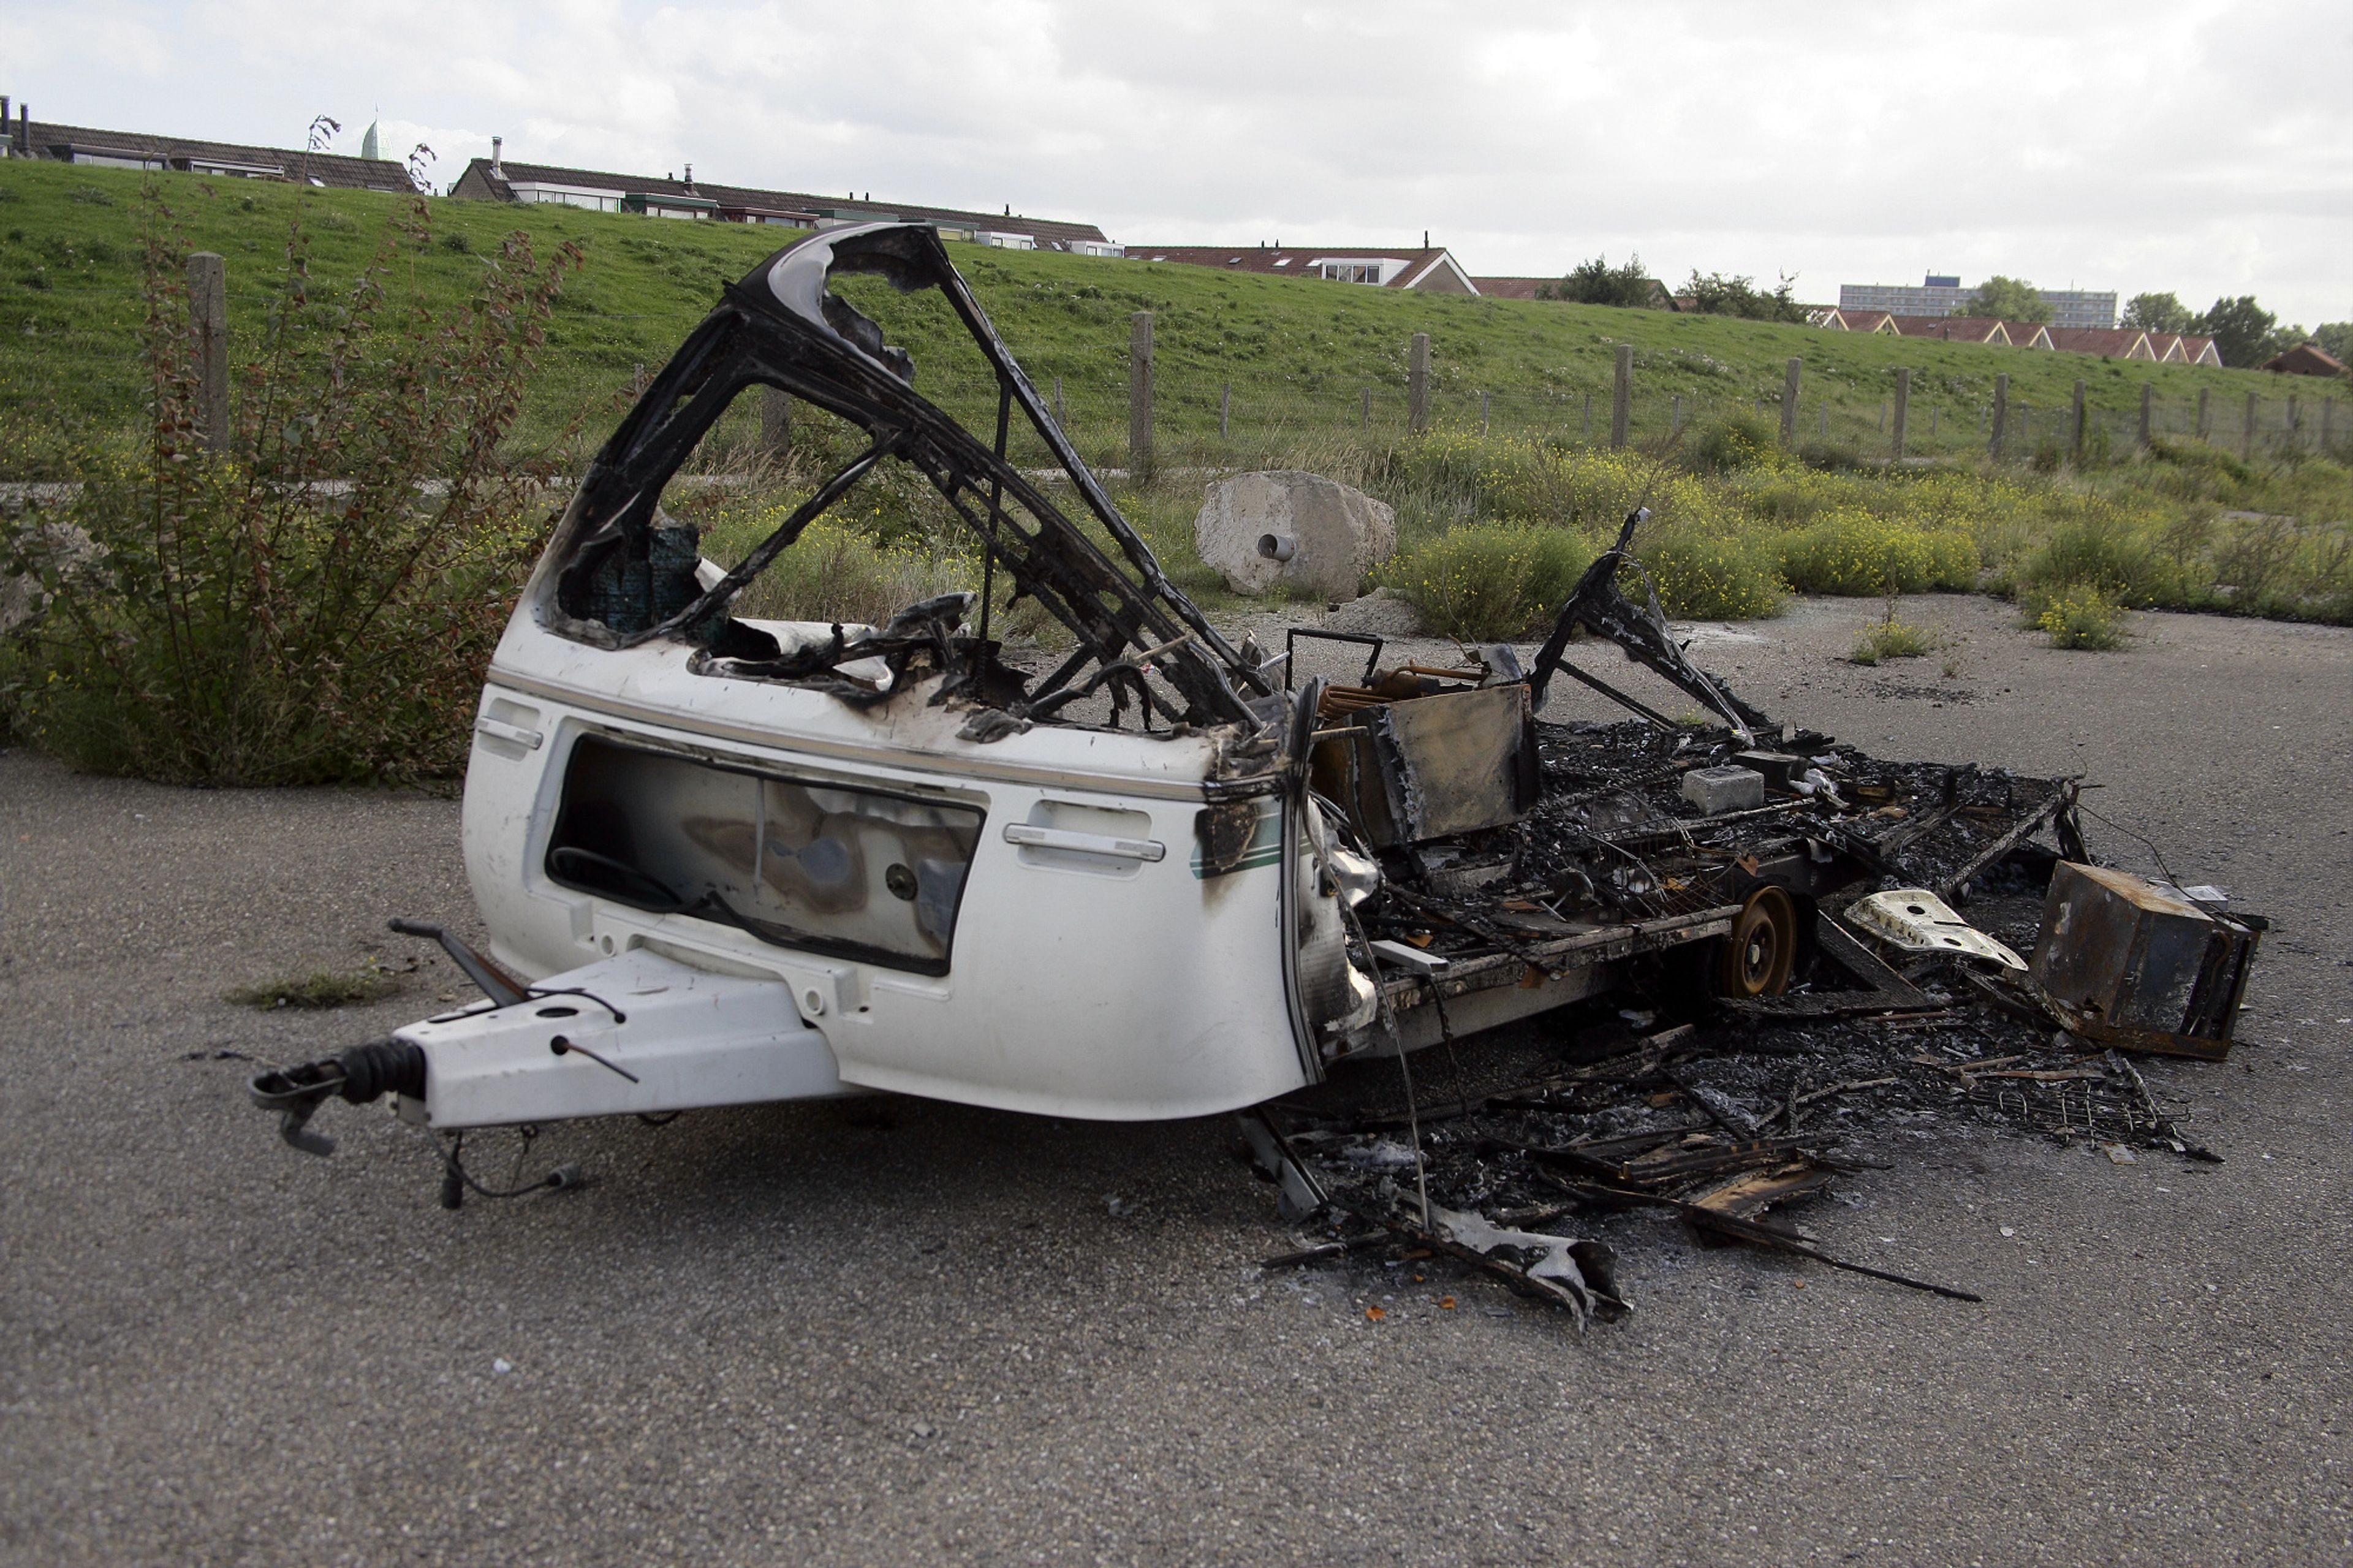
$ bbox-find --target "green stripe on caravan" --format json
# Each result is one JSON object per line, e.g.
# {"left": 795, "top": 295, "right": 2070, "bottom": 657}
{"left": 1191, "top": 801, "right": 1281, "bottom": 879}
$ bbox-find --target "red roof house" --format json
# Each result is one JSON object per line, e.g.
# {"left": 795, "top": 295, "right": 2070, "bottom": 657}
{"left": 2259, "top": 343, "right": 2349, "bottom": 377}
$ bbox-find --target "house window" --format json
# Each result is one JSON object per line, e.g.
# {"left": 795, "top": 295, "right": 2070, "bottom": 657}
{"left": 186, "top": 158, "right": 286, "bottom": 180}
{"left": 1320, "top": 262, "right": 1383, "bottom": 284}
{"left": 67, "top": 150, "right": 164, "bottom": 172}
{"left": 509, "top": 184, "right": 624, "bottom": 212}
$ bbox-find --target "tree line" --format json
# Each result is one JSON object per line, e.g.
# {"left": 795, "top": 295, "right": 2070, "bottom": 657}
{"left": 1534, "top": 254, "right": 1809, "bottom": 324}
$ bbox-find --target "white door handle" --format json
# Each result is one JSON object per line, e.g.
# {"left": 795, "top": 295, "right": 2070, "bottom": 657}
{"left": 1003, "top": 824, "right": 1165, "bottom": 862}
{"left": 474, "top": 716, "right": 544, "bottom": 749}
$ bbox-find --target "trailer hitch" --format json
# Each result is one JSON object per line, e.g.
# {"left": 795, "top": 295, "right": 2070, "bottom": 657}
{"left": 248, "top": 1040, "right": 427, "bottom": 1157}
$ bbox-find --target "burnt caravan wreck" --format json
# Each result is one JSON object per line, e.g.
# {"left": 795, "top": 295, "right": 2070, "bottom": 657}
{"left": 253, "top": 225, "right": 2261, "bottom": 1306}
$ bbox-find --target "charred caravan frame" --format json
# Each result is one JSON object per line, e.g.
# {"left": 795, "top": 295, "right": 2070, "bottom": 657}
{"left": 249, "top": 222, "right": 2200, "bottom": 1203}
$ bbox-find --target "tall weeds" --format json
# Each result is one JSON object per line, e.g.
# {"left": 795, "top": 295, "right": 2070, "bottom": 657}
{"left": 2, "top": 186, "right": 578, "bottom": 784}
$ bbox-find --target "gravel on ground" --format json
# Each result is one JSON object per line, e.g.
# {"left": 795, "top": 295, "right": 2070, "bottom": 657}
{"left": 3, "top": 593, "right": 2348, "bottom": 1566}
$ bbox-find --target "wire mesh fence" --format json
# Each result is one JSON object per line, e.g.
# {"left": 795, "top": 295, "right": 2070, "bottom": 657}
{"left": 7, "top": 267, "right": 2349, "bottom": 474}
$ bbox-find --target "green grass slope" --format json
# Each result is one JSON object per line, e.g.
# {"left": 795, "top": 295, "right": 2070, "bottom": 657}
{"left": 0, "top": 159, "right": 2317, "bottom": 473}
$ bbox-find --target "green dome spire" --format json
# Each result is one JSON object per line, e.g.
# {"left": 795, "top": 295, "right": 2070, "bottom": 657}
{"left": 360, "top": 119, "right": 380, "bottom": 161}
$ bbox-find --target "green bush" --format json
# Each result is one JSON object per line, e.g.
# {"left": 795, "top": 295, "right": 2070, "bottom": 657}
{"left": 1382, "top": 523, "right": 1596, "bottom": 640}
{"left": 2149, "top": 435, "right": 2254, "bottom": 488}
{"left": 1, "top": 191, "right": 577, "bottom": 785}
{"left": 1849, "top": 606, "right": 1940, "bottom": 664}
{"left": 2028, "top": 585, "right": 2128, "bottom": 650}
{"left": 1631, "top": 527, "right": 1784, "bottom": 619}
{"left": 1776, "top": 511, "right": 1977, "bottom": 596}
{"left": 1683, "top": 411, "right": 1781, "bottom": 474}
{"left": 2018, "top": 513, "right": 2177, "bottom": 606}
{"left": 1796, "top": 441, "right": 1874, "bottom": 473}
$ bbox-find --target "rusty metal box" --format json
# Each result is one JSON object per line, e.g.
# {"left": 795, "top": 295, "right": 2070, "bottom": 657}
{"left": 2029, "top": 860, "right": 2262, "bottom": 1060}
{"left": 1309, "top": 683, "right": 1537, "bottom": 849}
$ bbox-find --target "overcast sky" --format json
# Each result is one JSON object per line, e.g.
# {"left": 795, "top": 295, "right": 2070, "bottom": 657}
{"left": 7, "top": 0, "right": 2348, "bottom": 325}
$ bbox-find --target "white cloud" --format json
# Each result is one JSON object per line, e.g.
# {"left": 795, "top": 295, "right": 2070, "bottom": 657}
{"left": 7, "top": 0, "right": 2349, "bottom": 322}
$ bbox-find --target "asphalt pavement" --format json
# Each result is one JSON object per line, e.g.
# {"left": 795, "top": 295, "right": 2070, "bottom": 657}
{"left": 3, "top": 593, "right": 2348, "bottom": 1566}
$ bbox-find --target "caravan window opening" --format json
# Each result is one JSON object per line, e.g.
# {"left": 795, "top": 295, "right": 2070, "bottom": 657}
{"left": 545, "top": 735, "right": 986, "bottom": 976}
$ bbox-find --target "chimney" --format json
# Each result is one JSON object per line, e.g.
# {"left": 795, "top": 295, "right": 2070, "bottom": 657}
{"left": 490, "top": 136, "right": 503, "bottom": 177}
{"left": 1, "top": 99, "right": 9, "bottom": 156}
{"left": 1423, "top": 229, "right": 1430, "bottom": 249}
{"left": 17, "top": 105, "right": 28, "bottom": 157}
{"left": 683, "top": 162, "right": 693, "bottom": 188}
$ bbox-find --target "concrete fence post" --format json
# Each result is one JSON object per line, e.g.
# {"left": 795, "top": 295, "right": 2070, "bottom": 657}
{"left": 2138, "top": 383, "right": 2153, "bottom": 449}
{"left": 1479, "top": 389, "right": 1490, "bottom": 437}
{"left": 188, "top": 251, "right": 229, "bottom": 450}
{"left": 1408, "top": 332, "right": 1430, "bottom": 433}
{"left": 1581, "top": 391, "right": 1592, "bottom": 442}
{"left": 632, "top": 363, "right": 646, "bottom": 398}
{"left": 759, "top": 385, "right": 792, "bottom": 471}
{"left": 1780, "top": 357, "right": 1801, "bottom": 445}
{"left": 1127, "top": 311, "right": 1153, "bottom": 475}
{"left": 1990, "top": 374, "right": 2009, "bottom": 457}
{"left": 2287, "top": 395, "right": 2301, "bottom": 446}
{"left": 1891, "top": 367, "right": 1911, "bottom": 461}
{"left": 1610, "top": 344, "right": 1631, "bottom": 449}
{"left": 2197, "top": 387, "right": 2211, "bottom": 442}
{"left": 2071, "top": 379, "right": 2087, "bottom": 463}
{"left": 1819, "top": 402, "right": 1827, "bottom": 438}
{"left": 2243, "top": 392, "right": 2257, "bottom": 460}
{"left": 1219, "top": 381, "right": 1230, "bottom": 441}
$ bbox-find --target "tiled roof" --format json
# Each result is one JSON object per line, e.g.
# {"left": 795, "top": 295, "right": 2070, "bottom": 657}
{"left": 450, "top": 157, "right": 1110, "bottom": 249}
{"left": 2047, "top": 327, "right": 2154, "bottom": 359}
{"left": 18, "top": 118, "right": 416, "bottom": 192}
{"left": 1890, "top": 314, "right": 2009, "bottom": 343}
{"left": 1129, "top": 244, "right": 1473, "bottom": 291}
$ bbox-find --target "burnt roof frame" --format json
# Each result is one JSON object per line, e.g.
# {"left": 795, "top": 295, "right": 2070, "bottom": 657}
{"left": 548, "top": 222, "right": 1268, "bottom": 728}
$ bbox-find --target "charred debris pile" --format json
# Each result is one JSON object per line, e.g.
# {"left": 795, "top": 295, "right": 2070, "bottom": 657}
{"left": 1244, "top": 559, "right": 2264, "bottom": 1329}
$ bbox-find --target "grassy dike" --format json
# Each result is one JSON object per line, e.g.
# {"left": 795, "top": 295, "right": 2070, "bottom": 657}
{"left": 0, "top": 157, "right": 2312, "bottom": 468}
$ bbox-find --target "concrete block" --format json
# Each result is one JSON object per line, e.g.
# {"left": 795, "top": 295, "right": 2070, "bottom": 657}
{"left": 1194, "top": 469, "right": 1396, "bottom": 599}
{"left": 1681, "top": 765, "right": 1764, "bottom": 816}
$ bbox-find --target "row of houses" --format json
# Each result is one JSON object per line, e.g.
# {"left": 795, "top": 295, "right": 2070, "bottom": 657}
{"left": 0, "top": 102, "right": 1121, "bottom": 255}
{"left": 0, "top": 98, "right": 415, "bottom": 191}
{"left": 1813, "top": 308, "right": 2226, "bottom": 366}
{"left": 447, "top": 143, "right": 1120, "bottom": 254}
